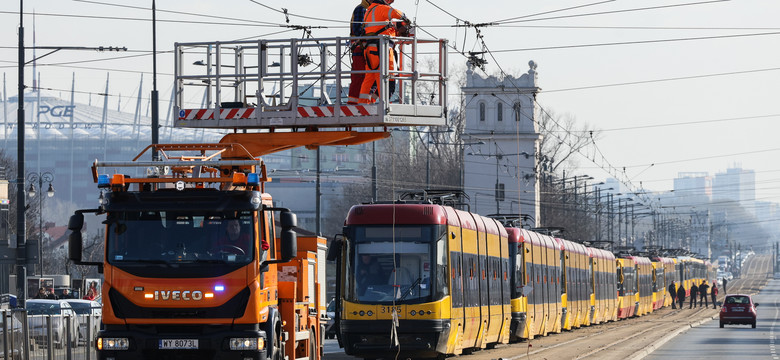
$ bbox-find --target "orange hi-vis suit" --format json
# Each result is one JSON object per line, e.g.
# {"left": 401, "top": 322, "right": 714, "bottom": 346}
{"left": 358, "top": 1, "right": 406, "bottom": 104}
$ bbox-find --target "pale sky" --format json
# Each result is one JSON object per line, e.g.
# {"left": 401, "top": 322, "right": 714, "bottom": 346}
{"left": 2, "top": 0, "right": 779, "bottom": 204}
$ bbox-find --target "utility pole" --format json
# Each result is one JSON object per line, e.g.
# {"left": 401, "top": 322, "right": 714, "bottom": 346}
{"left": 151, "top": 0, "right": 160, "bottom": 160}
{"left": 16, "top": 0, "right": 29, "bottom": 305}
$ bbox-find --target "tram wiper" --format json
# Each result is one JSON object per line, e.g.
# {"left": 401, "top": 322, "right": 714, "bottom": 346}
{"left": 398, "top": 277, "right": 422, "bottom": 301}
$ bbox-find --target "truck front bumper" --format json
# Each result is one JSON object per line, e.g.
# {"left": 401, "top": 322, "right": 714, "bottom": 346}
{"left": 96, "top": 325, "right": 268, "bottom": 360}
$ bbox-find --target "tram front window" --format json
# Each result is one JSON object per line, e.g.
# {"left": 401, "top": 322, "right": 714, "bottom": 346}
{"left": 348, "top": 225, "right": 446, "bottom": 304}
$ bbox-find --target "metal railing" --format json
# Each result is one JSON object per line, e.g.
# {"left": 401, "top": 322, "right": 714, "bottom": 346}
{"left": 173, "top": 35, "right": 449, "bottom": 129}
{"left": 1, "top": 307, "right": 100, "bottom": 360}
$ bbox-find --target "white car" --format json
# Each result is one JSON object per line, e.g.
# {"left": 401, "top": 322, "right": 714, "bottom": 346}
{"left": 26, "top": 299, "right": 81, "bottom": 349}
{"left": 63, "top": 299, "right": 102, "bottom": 345}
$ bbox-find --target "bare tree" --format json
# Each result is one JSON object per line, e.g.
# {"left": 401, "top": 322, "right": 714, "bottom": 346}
{"left": 69, "top": 230, "right": 104, "bottom": 280}
{"left": 537, "top": 109, "right": 601, "bottom": 241}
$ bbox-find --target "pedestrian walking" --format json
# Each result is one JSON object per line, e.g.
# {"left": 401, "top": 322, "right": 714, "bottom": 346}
{"left": 668, "top": 282, "right": 677, "bottom": 309}
{"left": 677, "top": 285, "right": 686, "bottom": 309}
{"left": 722, "top": 278, "right": 728, "bottom": 294}
{"left": 689, "top": 282, "right": 698, "bottom": 308}
{"left": 698, "top": 280, "right": 709, "bottom": 308}
{"left": 711, "top": 282, "right": 718, "bottom": 309}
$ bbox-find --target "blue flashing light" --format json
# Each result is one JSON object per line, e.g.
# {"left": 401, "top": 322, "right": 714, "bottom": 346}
{"left": 247, "top": 173, "right": 260, "bottom": 186}
{"left": 97, "top": 174, "right": 111, "bottom": 188}
{"left": 214, "top": 285, "right": 225, "bottom": 292}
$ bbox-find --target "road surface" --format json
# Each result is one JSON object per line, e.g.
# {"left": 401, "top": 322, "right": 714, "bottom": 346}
{"left": 645, "top": 278, "right": 780, "bottom": 360}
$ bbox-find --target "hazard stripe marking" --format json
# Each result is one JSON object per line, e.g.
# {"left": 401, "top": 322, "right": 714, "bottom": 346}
{"left": 179, "top": 105, "right": 377, "bottom": 120}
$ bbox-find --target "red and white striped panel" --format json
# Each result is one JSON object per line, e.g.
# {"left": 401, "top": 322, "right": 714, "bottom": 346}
{"left": 178, "top": 108, "right": 256, "bottom": 120}
{"left": 297, "top": 105, "right": 376, "bottom": 118}
{"left": 179, "top": 105, "right": 376, "bottom": 120}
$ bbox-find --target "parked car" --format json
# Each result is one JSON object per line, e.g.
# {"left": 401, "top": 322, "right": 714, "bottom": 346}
{"left": 63, "top": 299, "right": 101, "bottom": 345}
{"left": 720, "top": 294, "right": 758, "bottom": 328}
{"left": 26, "top": 299, "right": 81, "bottom": 348}
{"left": 325, "top": 298, "right": 336, "bottom": 339}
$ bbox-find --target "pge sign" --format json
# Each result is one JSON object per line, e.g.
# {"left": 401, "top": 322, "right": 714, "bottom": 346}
{"left": 38, "top": 105, "right": 75, "bottom": 117}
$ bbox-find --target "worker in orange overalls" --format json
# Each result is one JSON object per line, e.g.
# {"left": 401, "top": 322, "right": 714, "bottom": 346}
{"left": 358, "top": 0, "right": 409, "bottom": 104}
{"left": 348, "top": 0, "right": 371, "bottom": 104}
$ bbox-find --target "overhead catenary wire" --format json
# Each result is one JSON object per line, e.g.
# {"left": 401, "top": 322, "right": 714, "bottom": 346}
{"left": 2, "top": 0, "right": 771, "bottom": 214}
{"left": 493, "top": 0, "right": 732, "bottom": 25}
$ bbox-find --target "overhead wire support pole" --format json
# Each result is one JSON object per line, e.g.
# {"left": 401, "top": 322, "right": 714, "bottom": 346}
{"left": 151, "top": 0, "right": 160, "bottom": 160}
{"left": 17, "top": 0, "right": 28, "bottom": 307}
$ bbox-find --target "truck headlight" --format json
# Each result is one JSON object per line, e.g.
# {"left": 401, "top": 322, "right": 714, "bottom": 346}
{"left": 98, "top": 337, "right": 130, "bottom": 350}
{"left": 229, "top": 337, "right": 264, "bottom": 351}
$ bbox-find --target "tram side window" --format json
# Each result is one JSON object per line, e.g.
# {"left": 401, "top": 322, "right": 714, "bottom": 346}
{"left": 514, "top": 249, "right": 524, "bottom": 299}
{"left": 503, "top": 258, "right": 511, "bottom": 304}
{"left": 434, "top": 238, "right": 448, "bottom": 298}
{"left": 453, "top": 252, "right": 463, "bottom": 307}
{"left": 468, "top": 255, "right": 478, "bottom": 307}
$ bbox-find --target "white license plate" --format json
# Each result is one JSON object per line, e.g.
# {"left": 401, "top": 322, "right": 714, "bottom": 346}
{"left": 733, "top": 307, "right": 744, "bottom": 312}
{"left": 159, "top": 339, "right": 199, "bottom": 349}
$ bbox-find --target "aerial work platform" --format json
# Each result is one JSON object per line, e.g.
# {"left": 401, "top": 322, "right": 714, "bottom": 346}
{"left": 174, "top": 35, "right": 449, "bottom": 130}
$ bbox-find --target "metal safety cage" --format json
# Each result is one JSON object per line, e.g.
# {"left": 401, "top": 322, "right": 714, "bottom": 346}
{"left": 173, "top": 35, "right": 448, "bottom": 130}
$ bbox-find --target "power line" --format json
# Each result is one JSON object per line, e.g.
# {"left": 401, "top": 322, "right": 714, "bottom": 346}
{"left": 247, "top": 0, "right": 344, "bottom": 24}
{"left": 0, "top": 10, "right": 285, "bottom": 28}
{"left": 492, "top": 0, "right": 616, "bottom": 23}
{"left": 543, "top": 67, "right": 780, "bottom": 93}
{"left": 72, "top": 0, "right": 288, "bottom": 27}
{"left": 486, "top": 31, "right": 780, "bottom": 54}
{"left": 496, "top": 0, "right": 731, "bottom": 25}
{"left": 570, "top": 113, "right": 780, "bottom": 133}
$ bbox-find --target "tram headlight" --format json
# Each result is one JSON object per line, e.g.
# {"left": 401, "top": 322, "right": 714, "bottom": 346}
{"left": 359, "top": 311, "right": 365, "bottom": 316}
{"left": 410, "top": 310, "right": 416, "bottom": 316}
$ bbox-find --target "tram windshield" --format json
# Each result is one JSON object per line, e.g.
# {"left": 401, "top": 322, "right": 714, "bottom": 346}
{"left": 346, "top": 225, "right": 447, "bottom": 304}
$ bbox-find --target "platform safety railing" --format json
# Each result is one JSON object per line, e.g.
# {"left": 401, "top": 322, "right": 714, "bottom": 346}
{"left": 174, "top": 35, "right": 448, "bottom": 129}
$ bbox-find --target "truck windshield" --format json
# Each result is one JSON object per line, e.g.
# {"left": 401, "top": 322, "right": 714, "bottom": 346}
{"left": 346, "top": 225, "right": 447, "bottom": 304}
{"left": 106, "top": 210, "right": 255, "bottom": 266}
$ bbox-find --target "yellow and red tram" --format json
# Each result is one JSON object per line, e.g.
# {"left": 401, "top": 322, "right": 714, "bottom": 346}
{"left": 331, "top": 202, "right": 510, "bottom": 359}
{"left": 331, "top": 199, "right": 716, "bottom": 359}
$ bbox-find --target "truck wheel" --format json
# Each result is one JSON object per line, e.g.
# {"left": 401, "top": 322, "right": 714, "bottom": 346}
{"left": 270, "top": 320, "right": 285, "bottom": 360}
{"left": 309, "top": 330, "right": 317, "bottom": 360}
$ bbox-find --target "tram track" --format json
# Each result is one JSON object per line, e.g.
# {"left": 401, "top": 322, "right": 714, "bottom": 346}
{"left": 473, "top": 255, "right": 772, "bottom": 360}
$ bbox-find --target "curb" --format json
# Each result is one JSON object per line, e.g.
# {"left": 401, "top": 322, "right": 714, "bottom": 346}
{"left": 627, "top": 314, "right": 717, "bottom": 360}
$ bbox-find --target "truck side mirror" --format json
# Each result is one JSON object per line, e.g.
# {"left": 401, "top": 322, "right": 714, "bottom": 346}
{"left": 279, "top": 211, "right": 297, "bottom": 262}
{"left": 327, "top": 235, "right": 343, "bottom": 262}
{"left": 68, "top": 213, "right": 84, "bottom": 263}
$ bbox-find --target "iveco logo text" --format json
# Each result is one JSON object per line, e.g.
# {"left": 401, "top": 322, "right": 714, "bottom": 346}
{"left": 154, "top": 290, "right": 204, "bottom": 301}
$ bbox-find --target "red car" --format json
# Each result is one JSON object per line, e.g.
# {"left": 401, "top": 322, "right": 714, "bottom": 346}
{"left": 720, "top": 294, "right": 758, "bottom": 328}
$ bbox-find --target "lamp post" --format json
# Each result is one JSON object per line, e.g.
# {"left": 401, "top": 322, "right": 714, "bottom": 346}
{"left": 27, "top": 172, "right": 54, "bottom": 276}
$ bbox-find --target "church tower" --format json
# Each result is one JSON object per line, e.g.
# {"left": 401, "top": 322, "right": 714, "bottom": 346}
{"left": 462, "top": 61, "right": 541, "bottom": 226}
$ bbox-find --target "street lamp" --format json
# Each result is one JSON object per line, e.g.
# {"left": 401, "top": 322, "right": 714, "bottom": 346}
{"left": 27, "top": 172, "right": 54, "bottom": 276}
